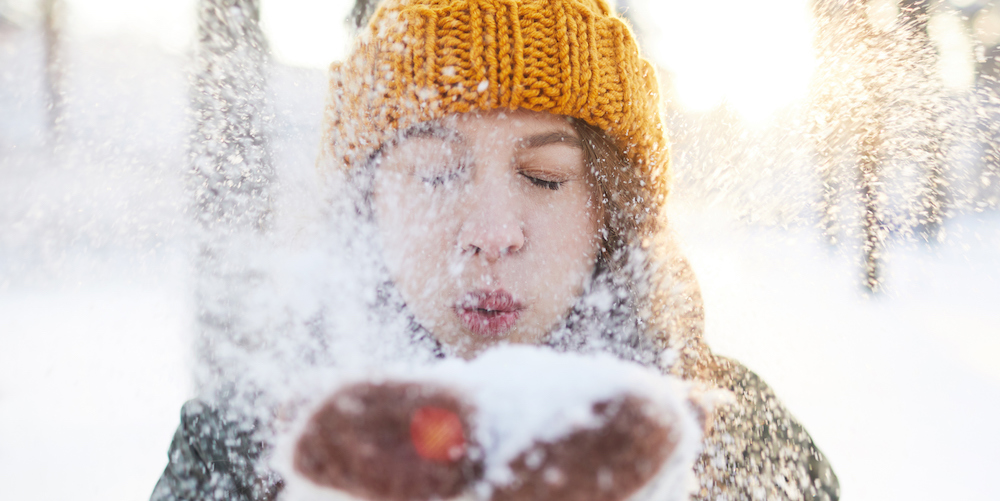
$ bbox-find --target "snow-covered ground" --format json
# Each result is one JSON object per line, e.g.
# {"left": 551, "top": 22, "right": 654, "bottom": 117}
{"left": 2, "top": 21, "right": 999, "bottom": 501}
{"left": 672, "top": 209, "right": 1000, "bottom": 501}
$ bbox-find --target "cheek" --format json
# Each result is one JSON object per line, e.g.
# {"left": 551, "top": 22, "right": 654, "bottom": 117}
{"left": 374, "top": 177, "right": 461, "bottom": 294}
{"left": 546, "top": 192, "right": 601, "bottom": 254}
{"left": 524, "top": 191, "right": 602, "bottom": 293}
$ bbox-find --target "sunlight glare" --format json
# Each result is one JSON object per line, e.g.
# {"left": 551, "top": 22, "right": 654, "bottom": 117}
{"left": 260, "top": 0, "right": 355, "bottom": 69}
{"left": 63, "top": 0, "right": 197, "bottom": 54}
{"left": 974, "top": 5, "right": 1000, "bottom": 47}
{"left": 637, "top": 0, "right": 815, "bottom": 124}
{"left": 930, "top": 11, "right": 976, "bottom": 90}
{"left": 867, "top": 0, "right": 901, "bottom": 33}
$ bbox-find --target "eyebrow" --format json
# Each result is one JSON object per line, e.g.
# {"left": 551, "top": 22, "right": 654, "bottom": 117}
{"left": 399, "top": 122, "right": 463, "bottom": 143}
{"left": 520, "top": 132, "right": 583, "bottom": 150}
{"left": 396, "top": 123, "right": 582, "bottom": 150}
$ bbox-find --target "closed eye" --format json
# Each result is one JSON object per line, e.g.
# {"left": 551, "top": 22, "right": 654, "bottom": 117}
{"left": 522, "top": 173, "right": 564, "bottom": 190}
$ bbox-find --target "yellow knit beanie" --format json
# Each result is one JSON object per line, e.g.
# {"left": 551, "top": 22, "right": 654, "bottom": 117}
{"left": 321, "top": 0, "right": 669, "bottom": 211}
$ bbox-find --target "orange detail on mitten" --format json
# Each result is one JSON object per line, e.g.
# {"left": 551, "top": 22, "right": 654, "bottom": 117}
{"left": 293, "top": 382, "right": 480, "bottom": 501}
{"left": 410, "top": 406, "right": 467, "bottom": 462}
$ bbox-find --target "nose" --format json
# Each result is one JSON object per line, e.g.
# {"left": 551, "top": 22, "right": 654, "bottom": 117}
{"left": 458, "top": 185, "right": 525, "bottom": 262}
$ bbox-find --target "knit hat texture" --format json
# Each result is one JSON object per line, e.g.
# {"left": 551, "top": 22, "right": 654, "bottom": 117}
{"left": 321, "top": 0, "right": 670, "bottom": 206}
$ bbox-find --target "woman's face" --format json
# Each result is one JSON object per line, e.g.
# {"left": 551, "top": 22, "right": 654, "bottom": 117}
{"left": 373, "top": 109, "right": 603, "bottom": 357}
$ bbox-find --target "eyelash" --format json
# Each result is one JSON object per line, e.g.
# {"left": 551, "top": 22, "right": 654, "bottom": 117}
{"left": 419, "top": 169, "right": 565, "bottom": 190}
{"left": 522, "top": 173, "right": 564, "bottom": 191}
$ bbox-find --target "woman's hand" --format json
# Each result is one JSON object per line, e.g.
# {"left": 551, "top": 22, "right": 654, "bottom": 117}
{"left": 292, "top": 382, "right": 480, "bottom": 501}
{"left": 286, "top": 386, "right": 685, "bottom": 501}
{"left": 275, "top": 347, "right": 704, "bottom": 501}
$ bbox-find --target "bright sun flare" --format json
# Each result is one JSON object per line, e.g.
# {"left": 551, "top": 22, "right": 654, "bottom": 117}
{"left": 37, "top": 0, "right": 976, "bottom": 125}
{"left": 634, "top": 0, "right": 816, "bottom": 124}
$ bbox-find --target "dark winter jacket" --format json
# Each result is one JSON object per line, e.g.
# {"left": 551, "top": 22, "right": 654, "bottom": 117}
{"left": 150, "top": 400, "right": 283, "bottom": 501}
{"left": 150, "top": 357, "right": 838, "bottom": 501}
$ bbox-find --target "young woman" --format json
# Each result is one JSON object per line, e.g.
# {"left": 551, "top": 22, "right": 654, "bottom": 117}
{"left": 153, "top": 1, "right": 839, "bottom": 500}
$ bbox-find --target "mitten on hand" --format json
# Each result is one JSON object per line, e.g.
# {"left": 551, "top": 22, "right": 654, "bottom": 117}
{"left": 292, "top": 382, "right": 481, "bottom": 501}
{"left": 491, "top": 394, "right": 677, "bottom": 501}
{"left": 277, "top": 347, "right": 706, "bottom": 501}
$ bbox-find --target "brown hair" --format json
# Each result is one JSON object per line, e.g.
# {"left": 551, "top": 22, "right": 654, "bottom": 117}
{"left": 570, "top": 119, "right": 648, "bottom": 265}
{"left": 569, "top": 118, "right": 709, "bottom": 380}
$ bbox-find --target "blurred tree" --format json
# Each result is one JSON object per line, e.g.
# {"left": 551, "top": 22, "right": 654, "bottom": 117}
{"left": 900, "top": 0, "right": 949, "bottom": 242}
{"left": 349, "top": 0, "right": 379, "bottom": 32}
{"left": 190, "top": 0, "right": 275, "bottom": 387}
{"left": 41, "top": 0, "right": 64, "bottom": 144}
{"left": 856, "top": 64, "right": 887, "bottom": 293}
{"left": 854, "top": 0, "right": 888, "bottom": 292}
{"left": 971, "top": 3, "right": 1000, "bottom": 210}
{"left": 810, "top": 0, "right": 888, "bottom": 291}
{"left": 811, "top": 0, "right": 851, "bottom": 246}
{"left": 0, "top": 0, "right": 13, "bottom": 28}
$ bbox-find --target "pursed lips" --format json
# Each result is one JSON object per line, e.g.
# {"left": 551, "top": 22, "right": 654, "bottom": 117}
{"left": 454, "top": 289, "right": 523, "bottom": 338}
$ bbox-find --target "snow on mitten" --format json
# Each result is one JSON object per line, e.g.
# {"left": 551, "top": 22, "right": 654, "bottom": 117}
{"left": 461, "top": 348, "right": 702, "bottom": 501}
{"left": 290, "top": 382, "right": 481, "bottom": 501}
{"left": 276, "top": 346, "right": 703, "bottom": 501}
{"left": 490, "top": 394, "right": 677, "bottom": 501}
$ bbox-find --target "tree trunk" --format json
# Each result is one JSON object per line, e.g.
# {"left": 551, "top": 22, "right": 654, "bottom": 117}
{"left": 348, "top": 0, "right": 379, "bottom": 32}
{"left": 856, "top": 93, "right": 885, "bottom": 293}
{"left": 900, "top": 0, "right": 948, "bottom": 242}
{"left": 812, "top": 0, "right": 888, "bottom": 291}
{"left": 41, "top": 0, "right": 64, "bottom": 144}
{"left": 855, "top": 0, "right": 887, "bottom": 292}
{"left": 978, "top": 44, "right": 1000, "bottom": 209}
{"left": 811, "top": 0, "right": 848, "bottom": 246}
{"left": 190, "top": 0, "right": 274, "bottom": 388}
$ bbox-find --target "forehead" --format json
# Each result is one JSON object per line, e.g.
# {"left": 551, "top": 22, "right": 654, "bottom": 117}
{"left": 411, "top": 109, "right": 578, "bottom": 145}
{"left": 455, "top": 108, "right": 576, "bottom": 133}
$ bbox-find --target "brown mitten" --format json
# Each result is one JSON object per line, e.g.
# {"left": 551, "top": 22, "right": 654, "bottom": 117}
{"left": 292, "top": 382, "right": 482, "bottom": 501}
{"left": 492, "top": 395, "right": 678, "bottom": 501}
{"left": 278, "top": 347, "right": 703, "bottom": 501}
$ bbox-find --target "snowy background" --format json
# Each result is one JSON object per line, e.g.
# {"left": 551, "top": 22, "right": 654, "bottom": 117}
{"left": 1, "top": 0, "right": 999, "bottom": 500}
